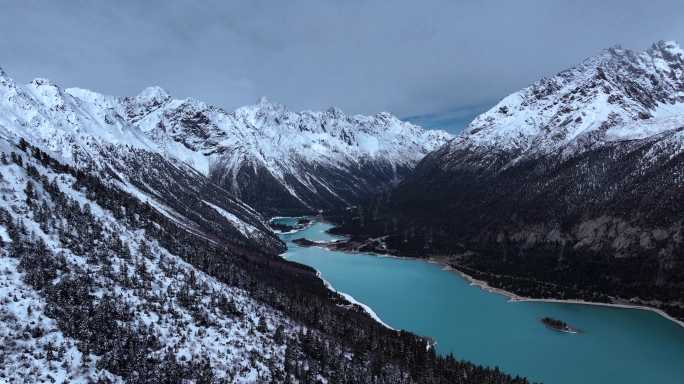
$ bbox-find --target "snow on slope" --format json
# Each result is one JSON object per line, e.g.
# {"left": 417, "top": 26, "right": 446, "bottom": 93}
{"left": 452, "top": 40, "right": 684, "bottom": 157}
{"left": 203, "top": 200, "right": 260, "bottom": 239}
{"left": 0, "top": 142, "right": 300, "bottom": 382}
{"left": 0, "top": 73, "right": 153, "bottom": 164}
{"left": 0, "top": 68, "right": 283, "bottom": 248}
{"left": 1, "top": 253, "right": 124, "bottom": 383}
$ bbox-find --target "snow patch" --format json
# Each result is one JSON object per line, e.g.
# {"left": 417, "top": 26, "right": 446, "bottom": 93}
{"left": 203, "top": 200, "right": 259, "bottom": 238}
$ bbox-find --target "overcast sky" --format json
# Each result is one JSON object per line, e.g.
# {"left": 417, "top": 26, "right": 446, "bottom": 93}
{"left": 2, "top": 1, "right": 683, "bottom": 132}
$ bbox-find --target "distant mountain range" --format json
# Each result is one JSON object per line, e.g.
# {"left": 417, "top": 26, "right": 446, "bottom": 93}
{"left": 331, "top": 40, "right": 684, "bottom": 321}
{"left": 3, "top": 75, "right": 449, "bottom": 216}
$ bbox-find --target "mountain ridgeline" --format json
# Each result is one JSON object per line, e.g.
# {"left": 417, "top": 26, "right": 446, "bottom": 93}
{"left": 69, "top": 84, "right": 450, "bottom": 216}
{"left": 330, "top": 41, "right": 684, "bottom": 320}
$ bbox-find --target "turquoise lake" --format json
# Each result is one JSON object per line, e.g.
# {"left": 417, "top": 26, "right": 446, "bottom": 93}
{"left": 277, "top": 218, "right": 684, "bottom": 384}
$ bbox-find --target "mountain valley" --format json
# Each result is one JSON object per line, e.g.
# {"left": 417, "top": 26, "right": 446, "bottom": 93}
{"left": 2, "top": 37, "right": 684, "bottom": 383}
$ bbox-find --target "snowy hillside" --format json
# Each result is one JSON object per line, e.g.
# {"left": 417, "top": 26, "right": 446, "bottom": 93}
{"left": 0, "top": 140, "right": 296, "bottom": 382}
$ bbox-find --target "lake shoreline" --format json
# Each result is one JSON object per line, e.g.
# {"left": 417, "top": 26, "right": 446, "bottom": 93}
{"left": 440, "top": 261, "right": 684, "bottom": 330}
{"left": 277, "top": 216, "right": 684, "bottom": 330}
{"left": 275, "top": 216, "right": 684, "bottom": 384}
{"left": 314, "top": 269, "right": 395, "bottom": 330}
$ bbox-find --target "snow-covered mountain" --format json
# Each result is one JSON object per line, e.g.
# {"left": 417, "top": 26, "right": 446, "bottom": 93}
{"left": 130, "top": 94, "right": 449, "bottom": 215}
{"left": 209, "top": 99, "right": 450, "bottom": 215}
{"left": 337, "top": 41, "right": 684, "bottom": 322}
{"left": 0, "top": 142, "right": 298, "bottom": 382}
{"left": 11, "top": 74, "right": 449, "bottom": 215}
{"left": 0, "top": 70, "right": 283, "bottom": 253}
{"left": 448, "top": 40, "right": 684, "bottom": 162}
{"left": 0, "top": 61, "right": 449, "bottom": 221}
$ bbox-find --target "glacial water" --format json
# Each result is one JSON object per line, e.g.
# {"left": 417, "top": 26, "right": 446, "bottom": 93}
{"left": 277, "top": 218, "right": 684, "bottom": 384}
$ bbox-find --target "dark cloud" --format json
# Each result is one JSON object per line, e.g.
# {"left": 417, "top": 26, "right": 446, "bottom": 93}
{"left": 1, "top": 0, "right": 682, "bottom": 123}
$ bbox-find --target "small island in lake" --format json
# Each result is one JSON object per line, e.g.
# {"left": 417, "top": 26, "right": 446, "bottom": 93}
{"left": 292, "top": 238, "right": 318, "bottom": 246}
{"left": 541, "top": 317, "right": 579, "bottom": 334}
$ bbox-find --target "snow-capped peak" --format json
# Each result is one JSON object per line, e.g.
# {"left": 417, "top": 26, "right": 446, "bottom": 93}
{"left": 136, "top": 85, "right": 171, "bottom": 105}
{"left": 454, "top": 40, "right": 684, "bottom": 156}
{"left": 29, "top": 77, "right": 57, "bottom": 87}
{"left": 26, "top": 78, "right": 68, "bottom": 109}
{"left": 326, "top": 106, "right": 344, "bottom": 118}
{"left": 121, "top": 85, "right": 172, "bottom": 123}
{"left": 246, "top": 96, "right": 287, "bottom": 112}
